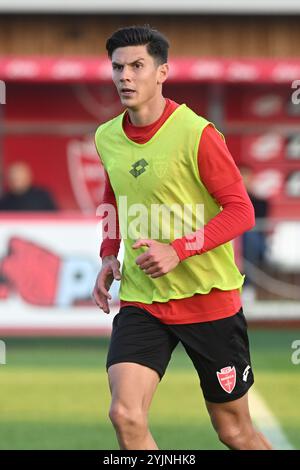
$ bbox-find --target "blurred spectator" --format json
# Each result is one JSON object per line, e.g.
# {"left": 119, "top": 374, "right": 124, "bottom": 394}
{"left": 240, "top": 165, "right": 270, "bottom": 300}
{"left": 0, "top": 162, "right": 57, "bottom": 211}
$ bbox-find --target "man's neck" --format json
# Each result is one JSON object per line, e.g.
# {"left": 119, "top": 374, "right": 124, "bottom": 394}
{"left": 127, "top": 95, "right": 166, "bottom": 127}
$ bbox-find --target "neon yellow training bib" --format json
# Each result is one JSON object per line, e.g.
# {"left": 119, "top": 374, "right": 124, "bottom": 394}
{"left": 95, "top": 104, "right": 244, "bottom": 303}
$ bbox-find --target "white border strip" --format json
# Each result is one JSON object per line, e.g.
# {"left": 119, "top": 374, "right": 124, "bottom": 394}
{"left": 0, "top": 0, "right": 300, "bottom": 14}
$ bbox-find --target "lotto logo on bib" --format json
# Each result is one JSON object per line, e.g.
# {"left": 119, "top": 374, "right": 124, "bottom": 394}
{"left": 216, "top": 366, "right": 236, "bottom": 394}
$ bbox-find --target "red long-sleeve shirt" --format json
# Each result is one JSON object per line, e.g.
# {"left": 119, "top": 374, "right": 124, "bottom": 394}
{"left": 99, "top": 99, "right": 255, "bottom": 324}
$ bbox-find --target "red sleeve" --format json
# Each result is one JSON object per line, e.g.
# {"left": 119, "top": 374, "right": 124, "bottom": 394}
{"left": 171, "top": 126, "right": 255, "bottom": 261}
{"left": 99, "top": 169, "right": 121, "bottom": 259}
{"left": 199, "top": 124, "right": 243, "bottom": 193}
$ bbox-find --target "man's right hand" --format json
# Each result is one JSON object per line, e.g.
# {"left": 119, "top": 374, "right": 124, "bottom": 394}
{"left": 92, "top": 255, "right": 121, "bottom": 314}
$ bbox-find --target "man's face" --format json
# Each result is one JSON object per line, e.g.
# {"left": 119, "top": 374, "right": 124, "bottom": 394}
{"left": 8, "top": 163, "right": 32, "bottom": 194}
{"left": 111, "top": 45, "right": 168, "bottom": 109}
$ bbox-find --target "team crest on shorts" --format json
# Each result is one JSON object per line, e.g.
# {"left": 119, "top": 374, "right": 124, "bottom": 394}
{"left": 216, "top": 366, "right": 236, "bottom": 394}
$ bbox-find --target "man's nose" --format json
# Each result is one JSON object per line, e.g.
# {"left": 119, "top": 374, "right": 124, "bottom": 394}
{"left": 119, "top": 66, "right": 132, "bottom": 81}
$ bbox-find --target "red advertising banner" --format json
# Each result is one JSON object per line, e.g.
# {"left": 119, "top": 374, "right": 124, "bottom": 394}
{"left": 1, "top": 57, "right": 300, "bottom": 83}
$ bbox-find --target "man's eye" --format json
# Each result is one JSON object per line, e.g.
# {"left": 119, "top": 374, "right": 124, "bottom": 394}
{"left": 113, "top": 65, "right": 122, "bottom": 70}
{"left": 135, "top": 63, "right": 142, "bottom": 68}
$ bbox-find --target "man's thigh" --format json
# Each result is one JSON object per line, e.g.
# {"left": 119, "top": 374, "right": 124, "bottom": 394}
{"left": 106, "top": 306, "right": 179, "bottom": 381}
{"left": 169, "top": 308, "right": 254, "bottom": 403}
{"left": 108, "top": 362, "right": 161, "bottom": 414}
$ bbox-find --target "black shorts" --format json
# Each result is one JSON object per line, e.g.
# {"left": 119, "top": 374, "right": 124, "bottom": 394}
{"left": 106, "top": 306, "right": 254, "bottom": 403}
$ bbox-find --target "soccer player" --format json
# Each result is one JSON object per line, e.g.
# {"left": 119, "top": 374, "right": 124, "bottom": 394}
{"left": 93, "top": 25, "right": 272, "bottom": 450}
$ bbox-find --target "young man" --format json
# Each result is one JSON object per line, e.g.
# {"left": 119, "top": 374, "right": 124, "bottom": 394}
{"left": 93, "top": 25, "right": 272, "bottom": 450}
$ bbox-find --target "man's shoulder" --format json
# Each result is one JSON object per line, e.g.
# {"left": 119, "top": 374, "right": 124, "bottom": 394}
{"left": 95, "top": 112, "right": 124, "bottom": 139}
{"left": 176, "top": 104, "right": 211, "bottom": 133}
{"left": 30, "top": 186, "right": 49, "bottom": 196}
{"left": 0, "top": 192, "right": 13, "bottom": 209}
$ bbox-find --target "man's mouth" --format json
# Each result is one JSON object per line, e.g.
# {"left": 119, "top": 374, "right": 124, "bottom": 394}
{"left": 120, "top": 88, "right": 136, "bottom": 96}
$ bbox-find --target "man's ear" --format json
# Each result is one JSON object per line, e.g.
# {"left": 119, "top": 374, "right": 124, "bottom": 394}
{"left": 157, "top": 63, "right": 169, "bottom": 85}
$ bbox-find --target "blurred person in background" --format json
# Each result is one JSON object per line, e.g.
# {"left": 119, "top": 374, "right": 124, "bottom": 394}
{"left": 240, "top": 165, "right": 270, "bottom": 301}
{"left": 0, "top": 161, "right": 57, "bottom": 211}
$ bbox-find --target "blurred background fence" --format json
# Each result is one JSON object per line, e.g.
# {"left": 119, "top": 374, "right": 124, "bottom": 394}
{"left": 1, "top": 51, "right": 300, "bottom": 332}
{"left": 0, "top": 1, "right": 300, "bottom": 452}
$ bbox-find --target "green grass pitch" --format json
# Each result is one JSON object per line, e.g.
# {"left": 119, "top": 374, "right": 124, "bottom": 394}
{"left": 0, "top": 329, "right": 299, "bottom": 450}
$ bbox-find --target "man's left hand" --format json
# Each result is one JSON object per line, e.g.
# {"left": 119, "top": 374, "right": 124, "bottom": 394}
{"left": 132, "top": 239, "right": 180, "bottom": 278}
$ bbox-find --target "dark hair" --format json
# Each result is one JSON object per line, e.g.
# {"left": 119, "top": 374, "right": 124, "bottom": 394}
{"left": 106, "top": 25, "right": 169, "bottom": 64}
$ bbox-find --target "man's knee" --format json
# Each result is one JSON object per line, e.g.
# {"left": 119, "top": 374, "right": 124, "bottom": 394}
{"left": 109, "top": 402, "right": 147, "bottom": 433}
{"left": 217, "top": 424, "right": 256, "bottom": 449}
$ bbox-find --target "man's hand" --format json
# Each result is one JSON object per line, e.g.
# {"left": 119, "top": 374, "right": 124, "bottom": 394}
{"left": 132, "top": 239, "right": 180, "bottom": 278}
{"left": 92, "top": 255, "right": 121, "bottom": 314}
